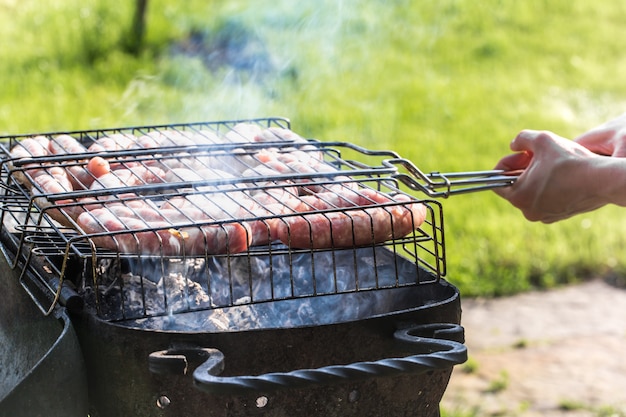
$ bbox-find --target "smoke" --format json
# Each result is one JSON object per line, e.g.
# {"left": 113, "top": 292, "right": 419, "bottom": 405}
{"left": 160, "top": 0, "right": 350, "bottom": 122}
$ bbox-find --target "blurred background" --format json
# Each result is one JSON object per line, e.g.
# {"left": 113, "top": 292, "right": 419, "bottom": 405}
{"left": 2, "top": 0, "right": 626, "bottom": 297}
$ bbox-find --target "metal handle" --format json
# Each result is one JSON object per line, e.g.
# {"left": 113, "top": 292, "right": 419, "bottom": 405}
{"left": 149, "top": 346, "right": 223, "bottom": 376}
{"left": 191, "top": 323, "right": 467, "bottom": 395}
{"left": 384, "top": 158, "right": 519, "bottom": 198}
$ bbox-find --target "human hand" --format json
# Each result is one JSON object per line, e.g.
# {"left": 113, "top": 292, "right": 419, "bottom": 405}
{"left": 493, "top": 129, "right": 613, "bottom": 223}
{"left": 574, "top": 112, "right": 626, "bottom": 157}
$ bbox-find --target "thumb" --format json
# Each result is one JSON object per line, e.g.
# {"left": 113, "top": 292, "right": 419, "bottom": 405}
{"left": 509, "top": 130, "right": 547, "bottom": 153}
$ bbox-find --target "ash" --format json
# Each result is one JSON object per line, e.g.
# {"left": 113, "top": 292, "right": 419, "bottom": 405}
{"left": 94, "top": 245, "right": 426, "bottom": 331}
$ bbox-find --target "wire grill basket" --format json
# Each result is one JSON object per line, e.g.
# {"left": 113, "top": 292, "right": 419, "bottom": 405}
{"left": 0, "top": 117, "right": 510, "bottom": 321}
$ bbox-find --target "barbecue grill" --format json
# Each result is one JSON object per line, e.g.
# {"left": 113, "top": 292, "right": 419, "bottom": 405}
{"left": 0, "top": 117, "right": 516, "bottom": 417}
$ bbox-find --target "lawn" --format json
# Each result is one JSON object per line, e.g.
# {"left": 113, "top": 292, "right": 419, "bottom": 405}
{"left": 2, "top": 0, "right": 626, "bottom": 296}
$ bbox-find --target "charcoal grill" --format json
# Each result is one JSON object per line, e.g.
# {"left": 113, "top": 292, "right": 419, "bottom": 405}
{"left": 0, "top": 117, "right": 516, "bottom": 417}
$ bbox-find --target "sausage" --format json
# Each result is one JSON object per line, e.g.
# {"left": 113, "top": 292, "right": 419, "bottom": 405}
{"left": 164, "top": 167, "right": 237, "bottom": 192}
{"left": 76, "top": 207, "right": 251, "bottom": 255}
{"left": 256, "top": 127, "right": 308, "bottom": 143}
{"left": 87, "top": 133, "right": 137, "bottom": 153}
{"left": 254, "top": 148, "right": 356, "bottom": 194}
{"left": 224, "top": 123, "right": 263, "bottom": 143}
{"left": 47, "top": 134, "right": 95, "bottom": 189}
{"left": 30, "top": 168, "right": 86, "bottom": 225}
{"left": 8, "top": 137, "right": 51, "bottom": 186}
{"left": 31, "top": 167, "right": 73, "bottom": 194}
{"left": 10, "top": 128, "right": 426, "bottom": 254}
{"left": 86, "top": 156, "right": 111, "bottom": 178}
{"left": 89, "top": 166, "right": 166, "bottom": 190}
{"left": 160, "top": 193, "right": 246, "bottom": 219}
{"left": 277, "top": 188, "right": 381, "bottom": 213}
{"left": 241, "top": 163, "right": 299, "bottom": 198}
{"left": 9, "top": 136, "right": 49, "bottom": 160}
{"left": 10, "top": 137, "right": 84, "bottom": 225}
{"left": 273, "top": 192, "right": 427, "bottom": 249}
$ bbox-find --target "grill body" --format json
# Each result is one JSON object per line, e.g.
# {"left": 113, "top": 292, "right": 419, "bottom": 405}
{"left": 0, "top": 254, "right": 87, "bottom": 417}
{"left": 74, "top": 279, "right": 461, "bottom": 417}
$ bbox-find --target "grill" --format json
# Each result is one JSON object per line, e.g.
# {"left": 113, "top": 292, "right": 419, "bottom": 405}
{"left": 0, "top": 117, "right": 516, "bottom": 417}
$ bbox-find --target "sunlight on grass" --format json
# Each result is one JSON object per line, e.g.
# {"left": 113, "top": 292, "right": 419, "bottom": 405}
{"left": 2, "top": 0, "right": 626, "bottom": 295}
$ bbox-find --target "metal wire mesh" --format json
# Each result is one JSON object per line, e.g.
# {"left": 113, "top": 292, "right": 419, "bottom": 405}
{"left": 0, "top": 118, "right": 445, "bottom": 320}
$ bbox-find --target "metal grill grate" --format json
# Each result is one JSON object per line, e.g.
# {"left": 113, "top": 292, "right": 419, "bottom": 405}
{"left": 0, "top": 118, "right": 446, "bottom": 321}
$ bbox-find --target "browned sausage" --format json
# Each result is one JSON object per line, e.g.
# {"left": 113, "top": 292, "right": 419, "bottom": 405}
{"left": 273, "top": 192, "right": 427, "bottom": 249}
{"left": 76, "top": 206, "right": 251, "bottom": 256}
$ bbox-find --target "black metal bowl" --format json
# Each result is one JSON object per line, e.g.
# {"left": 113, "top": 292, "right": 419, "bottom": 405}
{"left": 73, "top": 277, "right": 464, "bottom": 417}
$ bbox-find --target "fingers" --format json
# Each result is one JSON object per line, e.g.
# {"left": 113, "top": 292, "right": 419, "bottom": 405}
{"left": 573, "top": 128, "right": 626, "bottom": 156}
{"left": 493, "top": 151, "right": 532, "bottom": 171}
{"left": 493, "top": 130, "right": 541, "bottom": 172}
{"left": 491, "top": 131, "right": 539, "bottom": 200}
{"left": 573, "top": 113, "right": 626, "bottom": 157}
{"left": 574, "top": 130, "right": 613, "bottom": 155}
{"left": 612, "top": 144, "right": 626, "bottom": 157}
{"left": 492, "top": 130, "right": 552, "bottom": 201}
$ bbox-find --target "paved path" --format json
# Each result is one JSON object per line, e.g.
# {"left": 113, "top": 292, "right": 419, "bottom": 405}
{"left": 441, "top": 279, "right": 626, "bottom": 416}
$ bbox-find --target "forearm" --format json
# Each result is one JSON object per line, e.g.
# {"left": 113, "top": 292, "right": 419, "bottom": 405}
{"left": 596, "top": 156, "right": 626, "bottom": 207}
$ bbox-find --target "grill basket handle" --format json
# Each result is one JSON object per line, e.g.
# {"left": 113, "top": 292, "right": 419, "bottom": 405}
{"left": 383, "top": 157, "right": 519, "bottom": 198}
{"left": 191, "top": 323, "right": 467, "bottom": 395}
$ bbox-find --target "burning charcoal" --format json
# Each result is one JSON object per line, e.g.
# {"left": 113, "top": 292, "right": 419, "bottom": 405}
{"left": 160, "top": 272, "right": 211, "bottom": 314}
{"left": 158, "top": 259, "right": 211, "bottom": 313}
{"left": 95, "top": 257, "right": 213, "bottom": 320}
{"left": 201, "top": 304, "right": 264, "bottom": 331}
{"left": 289, "top": 253, "right": 316, "bottom": 296}
{"left": 294, "top": 300, "right": 315, "bottom": 325}
{"left": 206, "top": 255, "right": 274, "bottom": 306}
{"left": 271, "top": 269, "right": 294, "bottom": 299}
{"left": 206, "top": 257, "right": 240, "bottom": 307}
{"left": 203, "top": 311, "right": 232, "bottom": 331}
{"left": 123, "top": 257, "right": 164, "bottom": 284}
{"left": 121, "top": 273, "right": 163, "bottom": 318}
{"left": 310, "top": 250, "right": 354, "bottom": 294}
{"left": 231, "top": 256, "right": 273, "bottom": 303}
{"left": 93, "top": 243, "right": 424, "bottom": 324}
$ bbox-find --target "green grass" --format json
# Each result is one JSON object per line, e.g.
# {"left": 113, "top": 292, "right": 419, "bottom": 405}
{"left": 2, "top": 0, "right": 626, "bottom": 296}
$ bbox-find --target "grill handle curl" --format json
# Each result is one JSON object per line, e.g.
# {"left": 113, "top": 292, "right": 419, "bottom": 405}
{"left": 187, "top": 323, "right": 467, "bottom": 395}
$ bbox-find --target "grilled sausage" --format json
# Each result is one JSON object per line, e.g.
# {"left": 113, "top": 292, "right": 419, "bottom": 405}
{"left": 46, "top": 134, "right": 98, "bottom": 189}
{"left": 273, "top": 192, "right": 427, "bottom": 249}
{"left": 87, "top": 133, "right": 137, "bottom": 153}
{"left": 76, "top": 207, "right": 251, "bottom": 256}
{"left": 8, "top": 136, "right": 51, "bottom": 187}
